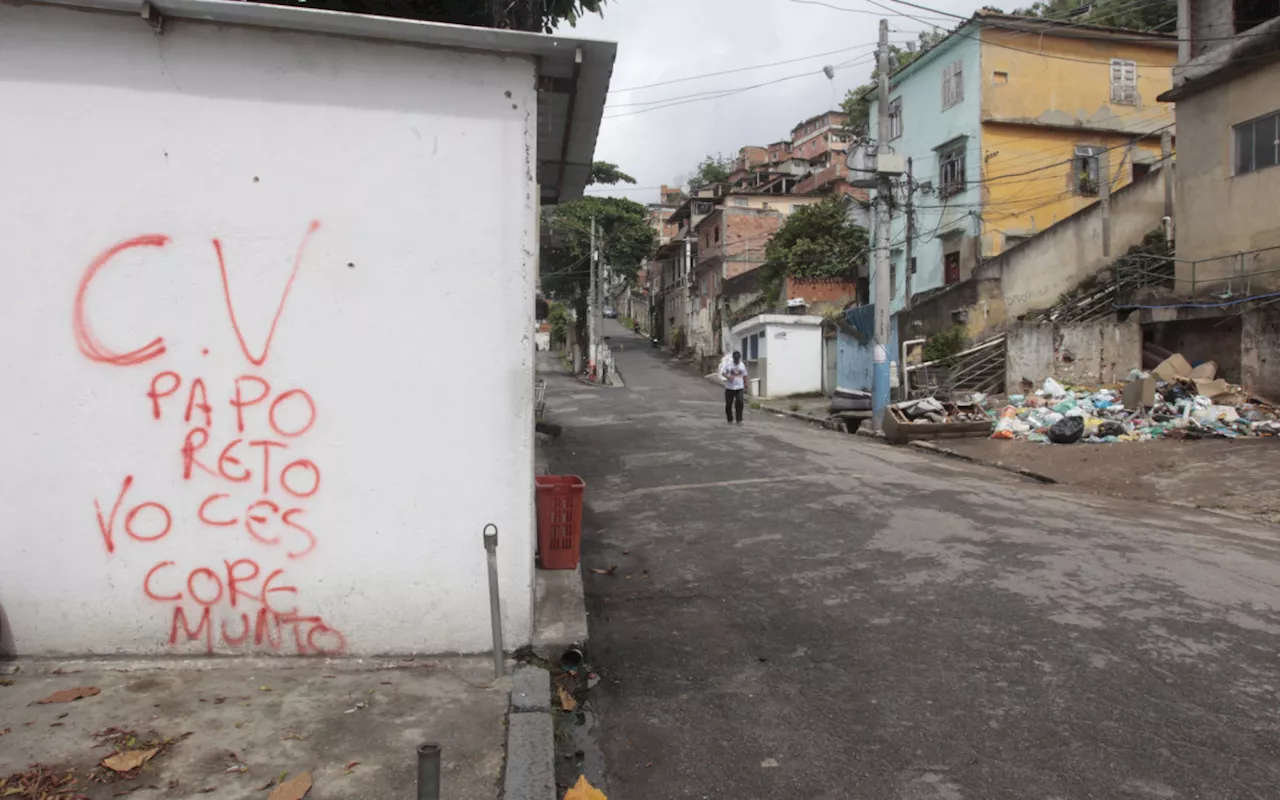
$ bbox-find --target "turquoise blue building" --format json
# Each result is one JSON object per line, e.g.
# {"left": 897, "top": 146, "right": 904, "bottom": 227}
{"left": 867, "top": 30, "right": 983, "bottom": 315}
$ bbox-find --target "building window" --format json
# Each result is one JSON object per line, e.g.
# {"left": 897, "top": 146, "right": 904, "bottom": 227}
{"left": 992, "top": 70, "right": 1009, "bottom": 84}
{"left": 939, "top": 143, "right": 966, "bottom": 197}
{"left": 942, "top": 60, "right": 964, "bottom": 109}
{"left": 1235, "top": 111, "right": 1280, "bottom": 175}
{"left": 909, "top": 257, "right": 917, "bottom": 275}
{"left": 1110, "top": 59, "right": 1137, "bottom": 105}
{"left": 732, "top": 197, "right": 749, "bottom": 207}
{"left": 714, "top": 226, "right": 721, "bottom": 243}
{"left": 890, "top": 259, "right": 897, "bottom": 300}
{"left": 888, "top": 97, "right": 903, "bottom": 140}
{"left": 1074, "top": 145, "right": 1103, "bottom": 195}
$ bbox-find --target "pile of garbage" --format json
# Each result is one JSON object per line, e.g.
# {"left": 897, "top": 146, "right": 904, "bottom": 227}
{"left": 896, "top": 397, "right": 988, "bottom": 424}
{"left": 987, "top": 368, "right": 1280, "bottom": 444}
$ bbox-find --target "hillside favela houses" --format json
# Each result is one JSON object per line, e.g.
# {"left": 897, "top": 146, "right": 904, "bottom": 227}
{"left": 868, "top": 10, "right": 1176, "bottom": 313}
{"left": 0, "top": 0, "right": 614, "bottom": 656}
{"left": 832, "top": 9, "right": 1186, "bottom": 399}
{"left": 647, "top": 111, "right": 866, "bottom": 377}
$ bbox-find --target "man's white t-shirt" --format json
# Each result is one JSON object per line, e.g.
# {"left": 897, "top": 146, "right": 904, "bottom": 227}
{"left": 723, "top": 361, "right": 748, "bottom": 391}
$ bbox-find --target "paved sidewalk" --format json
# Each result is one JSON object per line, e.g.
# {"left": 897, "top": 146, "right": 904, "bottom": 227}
{"left": 0, "top": 657, "right": 507, "bottom": 799}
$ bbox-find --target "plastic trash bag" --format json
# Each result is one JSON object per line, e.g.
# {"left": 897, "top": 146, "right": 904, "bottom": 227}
{"left": 1048, "top": 415, "right": 1084, "bottom": 444}
{"left": 1043, "top": 377, "right": 1067, "bottom": 398}
{"left": 1052, "top": 399, "right": 1077, "bottom": 414}
{"left": 1097, "top": 421, "right": 1127, "bottom": 437}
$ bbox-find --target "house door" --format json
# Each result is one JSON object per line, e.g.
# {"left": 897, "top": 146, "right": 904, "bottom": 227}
{"left": 944, "top": 252, "right": 961, "bottom": 285}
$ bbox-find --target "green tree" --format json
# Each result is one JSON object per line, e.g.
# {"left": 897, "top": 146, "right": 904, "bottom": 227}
{"left": 690, "top": 154, "right": 735, "bottom": 188}
{"left": 257, "top": 0, "right": 606, "bottom": 33}
{"left": 759, "top": 197, "right": 867, "bottom": 302}
{"left": 1011, "top": 0, "right": 1176, "bottom": 29}
{"left": 542, "top": 195, "right": 656, "bottom": 344}
{"left": 588, "top": 161, "right": 637, "bottom": 186}
{"left": 841, "top": 29, "right": 945, "bottom": 139}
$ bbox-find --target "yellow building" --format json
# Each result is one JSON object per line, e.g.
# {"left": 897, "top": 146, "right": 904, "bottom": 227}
{"left": 870, "top": 12, "right": 1176, "bottom": 312}
{"left": 978, "top": 17, "right": 1177, "bottom": 254}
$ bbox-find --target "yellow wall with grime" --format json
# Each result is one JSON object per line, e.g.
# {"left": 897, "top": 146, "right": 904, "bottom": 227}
{"left": 977, "top": 26, "right": 1176, "bottom": 255}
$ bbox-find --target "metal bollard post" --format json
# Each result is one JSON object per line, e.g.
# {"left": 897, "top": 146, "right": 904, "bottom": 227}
{"left": 484, "top": 524, "right": 504, "bottom": 679}
{"left": 416, "top": 743, "right": 441, "bottom": 800}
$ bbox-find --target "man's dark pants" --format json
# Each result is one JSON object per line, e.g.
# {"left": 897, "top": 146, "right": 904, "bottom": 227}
{"left": 725, "top": 388, "right": 744, "bottom": 423}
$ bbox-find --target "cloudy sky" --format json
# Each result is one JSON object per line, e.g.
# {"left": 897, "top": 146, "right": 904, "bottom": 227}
{"left": 571, "top": 0, "right": 996, "bottom": 204}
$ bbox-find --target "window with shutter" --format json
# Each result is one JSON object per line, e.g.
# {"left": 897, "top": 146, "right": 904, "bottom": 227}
{"left": 942, "top": 60, "right": 964, "bottom": 110}
{"left": 1110, "top": 59, "right": 1137, "bottom": 105}
{"left": 889, "top": 98, "right": 903, "bottom": 140}
{"left": 939, "top": 143, "right": 966, "bottom": 197}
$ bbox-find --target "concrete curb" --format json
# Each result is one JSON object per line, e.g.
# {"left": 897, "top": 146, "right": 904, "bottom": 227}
{"left": 906, "top": 440, "right": 1059, "bottom": 484}
{"left": 756, "top": 403, "right": 842, "bottom": 431}
{"left": 504, "top": 665, "right": 556, "bottom": 800}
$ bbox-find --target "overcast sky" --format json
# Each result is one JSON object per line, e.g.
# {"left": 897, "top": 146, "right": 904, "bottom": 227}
{"left": 571, "top": 0, "right": 996, "bottom": 204}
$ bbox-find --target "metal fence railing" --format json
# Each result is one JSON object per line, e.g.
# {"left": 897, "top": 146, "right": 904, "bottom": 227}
{"left": 1115, "top": 244, "right": 1280, "bottom": 302}
{"left": 904, "top": 336, "right": 1006, "bottom": 400}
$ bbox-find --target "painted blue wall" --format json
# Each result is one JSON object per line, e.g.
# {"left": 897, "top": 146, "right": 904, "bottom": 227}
{"left": 837, "top": 304, "right": 899, "bottom": 392}
{"left": 868, "top": 31, "right": 983, "bottom": 314}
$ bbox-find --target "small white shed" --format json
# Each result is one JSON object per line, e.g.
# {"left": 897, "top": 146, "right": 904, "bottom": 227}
{"left": 730, "top": 314, "right": 824, "bottom": 398}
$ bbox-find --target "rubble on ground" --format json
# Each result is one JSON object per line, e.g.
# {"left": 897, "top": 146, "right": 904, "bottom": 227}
{"left": 986, "top": 354, "right": 1280, "bottom": 444}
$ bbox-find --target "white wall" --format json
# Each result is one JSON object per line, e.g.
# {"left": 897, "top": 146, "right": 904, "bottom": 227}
{"left": 730, "top": 315, "right": 823, "bottom": 397}
{"left": 763, "top": 323, "right": 823, "bottom": 397}
{"left": 0, "top": 4, "right": 538, "bottom": 656}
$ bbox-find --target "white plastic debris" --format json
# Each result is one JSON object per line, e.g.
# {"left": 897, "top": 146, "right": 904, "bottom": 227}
{"left": 1042, "top": 377, "right": 1067, "bottom": 398}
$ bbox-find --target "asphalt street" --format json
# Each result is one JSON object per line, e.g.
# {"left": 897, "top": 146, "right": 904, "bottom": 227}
{"left": 545, "top": 320, "right": 1280, "bottom": 800}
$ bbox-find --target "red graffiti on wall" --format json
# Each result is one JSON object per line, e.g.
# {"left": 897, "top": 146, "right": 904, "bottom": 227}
{"left": 77, "top": 222, "right": 343, "bottom": 655}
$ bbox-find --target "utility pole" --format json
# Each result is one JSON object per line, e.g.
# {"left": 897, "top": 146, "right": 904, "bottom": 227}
{"left": 588, "top": 215, "right": 598, "bottom": 377}
{"left": 1099, "top": 147, "right": 1111, "bottom": 258}
{"left": 904, "top": 157, "right": 915, "bottom": 310}
{"left": 871, "top": 18, "right": 893, "bottom": 431}
{"left": 1161, "top": 129, "right": 1174, "bottom": 222}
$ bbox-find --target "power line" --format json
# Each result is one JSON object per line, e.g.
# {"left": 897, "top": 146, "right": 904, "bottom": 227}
{"left": 786, "top": 0, "right": 953, "bottom": 21}
{"left": 609, "top": 42, "right": 879, "bottom": 94}
{"left": 602, "top": 55, "right": 873, "bottom": 119}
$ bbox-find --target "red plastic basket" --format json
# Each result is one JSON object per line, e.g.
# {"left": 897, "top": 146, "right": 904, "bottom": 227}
{"left": 535, "top": 475, "right": 586, "bottom": 570}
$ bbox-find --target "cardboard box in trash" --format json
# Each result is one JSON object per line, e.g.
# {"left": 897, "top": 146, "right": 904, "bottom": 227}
{"left": 1123, "top": 377, "right": 1157, "bottom": 410}
{"left": 883, "top": 399, "right": 993, "bottom": 445}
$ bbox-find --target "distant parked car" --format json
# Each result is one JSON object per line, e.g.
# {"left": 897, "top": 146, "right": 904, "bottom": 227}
{"left": 603, "top": 306, "right": 618, "bottom": 319}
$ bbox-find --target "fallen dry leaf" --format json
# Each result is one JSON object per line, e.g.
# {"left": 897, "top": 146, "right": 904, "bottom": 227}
{"left": 256, "top": 779, "right": 277, "bottom": 791}
{"left": 0, "top": 679, "right": 13, "bottom": 686}
{"left": 589, "top": 565, "right": 618, "bottom": 576}
{"left": 35, "top": 686, "right": 100, "bottom": 704}
{"left": 556, "top": 686, "right": 578, "bottom": 712}
{"left": 196, "top": 787, "right": 216, "bottom": 794}
{"left": 343, "top": 761, "right": 359, "bottom": 771}
{"left": 267, "top": 772, "right": 312, "bottom": 800}
{"left": 562, "top": 774, "right": 608, "bottom": 800}
{"left": 281, "top": 732, "right": 305, "bottom": 741}
{"left": 0, "top": 727, "right": 10, "bottom": 736}
{"left": 102, "top": 747, "right": 160, "bottom": 773}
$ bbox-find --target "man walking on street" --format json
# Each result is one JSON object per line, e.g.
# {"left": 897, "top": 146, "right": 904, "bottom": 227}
{"left": 722, "top": 350, "right": 748, "bottom": 424}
